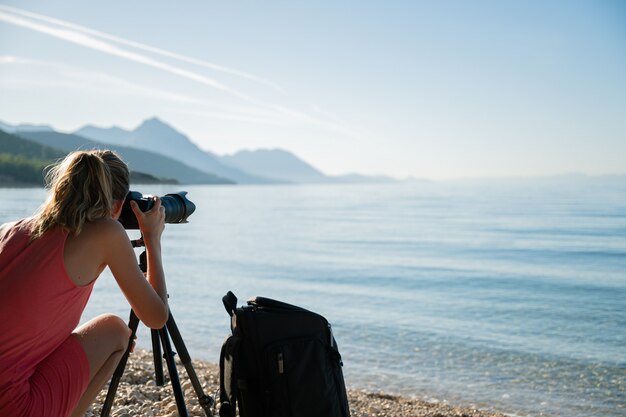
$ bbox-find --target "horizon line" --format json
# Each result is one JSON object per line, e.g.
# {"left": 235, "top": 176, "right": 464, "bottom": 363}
{"left": 1, "top": 118, "right": 624, "bottom": 182}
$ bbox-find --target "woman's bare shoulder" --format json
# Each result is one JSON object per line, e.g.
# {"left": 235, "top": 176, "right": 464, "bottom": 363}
{"left": 80, "top": 218, "right": 128, "bottom": 242}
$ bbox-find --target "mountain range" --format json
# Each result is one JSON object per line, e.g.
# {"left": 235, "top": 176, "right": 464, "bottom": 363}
{"left": 17, "top": 130, "right": 232, "bottom": 184}
{"left": 3, "top": 120, "right": 623, "bottom": 187}
{"left": 1, "top": 117, "right": 398, "bottom": 185}
{"left": 75, "top": 119, "right": 276, "bottom": 184}
{"left": 75, "top": 118, "right": 397, "bottom": 184}
{"left": 0, "top": 118, "right": 395, "bottom": 184}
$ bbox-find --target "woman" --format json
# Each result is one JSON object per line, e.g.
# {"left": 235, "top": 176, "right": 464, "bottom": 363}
{"left": 0, "top": 150, "right": 169, "bottom": 417}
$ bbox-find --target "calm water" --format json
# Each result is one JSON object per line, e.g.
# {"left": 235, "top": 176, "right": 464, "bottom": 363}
{"left": 1, "top": 180, "right": 625, "bottom": 417}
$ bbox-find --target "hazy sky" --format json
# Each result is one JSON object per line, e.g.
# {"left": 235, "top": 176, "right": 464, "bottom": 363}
{"left": 1, "top": 1, "right": 625, "bottom": 179}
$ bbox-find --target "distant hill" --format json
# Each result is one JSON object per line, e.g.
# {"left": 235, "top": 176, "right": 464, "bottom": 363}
{"left": 0, "top": 120, "right": 55, "bottom": 134}
{"left": 19, "top": 116, "right": 400, "bottom": 185}
{"left": 76, "top": 118, "right": 277, "bottom": 184}
{"left": 0, "top": 129, "right": 184, "bottom": 186}
{"left": 0, "top": 153, "right": 49, "bottom": 186}
{"left": 0, "top": 129, "right": 64, "bottom": 185}
{"left": 221, "top": 149, "right": 326, "bottom": 183}
{"left": 17, "top": 131, "right": 234, "bottom": 185}
{"left": 130, "top": 171, "right": 178, "bottom": 185}
{"left": 221, "top": 148, "right": 397, "bottom": 184}
{"left": 76, "top": 117, "right": 400, "bottom": 184}
{"left": 75, "top": 124, "right": 131, "bottom": 146}
{"left": 0, "top": 129, "right": 65, "bottom": 160}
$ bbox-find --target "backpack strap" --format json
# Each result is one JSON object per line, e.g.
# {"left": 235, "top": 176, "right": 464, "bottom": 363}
{"left": 220, "top": 291, "right": 241, "bottom": 417}
{"left": 219, "top": 334, "right": 240, "bottom": 417}
{"left": 247, "top": 296, "right": 309, "bottom": 312}
{"left": 223, "top": 291, "right": 238, "bottom": 317}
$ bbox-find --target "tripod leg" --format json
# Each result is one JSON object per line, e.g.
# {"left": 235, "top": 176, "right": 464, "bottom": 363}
{"left": 167, "top": 313, "right": 215, "bottom": 417}
{"left": 101, "top": 310, "right": 140, "bottom": 417}
{"left": 151, "top": 329, "right": 164, "bottom": 385}
{"left": 159, "top": 325, "right": 189, "bottom": 417}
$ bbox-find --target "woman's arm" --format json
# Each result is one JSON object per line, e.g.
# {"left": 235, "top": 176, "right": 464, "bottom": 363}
{"left": 103, "top": 198, "right": 169, "bottom": 329}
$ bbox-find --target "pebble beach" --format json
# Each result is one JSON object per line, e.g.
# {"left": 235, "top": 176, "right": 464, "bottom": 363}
{"left": 86, "top": 350, "right": 510, "bottom": 417}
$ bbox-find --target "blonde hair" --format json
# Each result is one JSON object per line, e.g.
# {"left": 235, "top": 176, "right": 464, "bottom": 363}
{"left": 31, "top": 150, "right": 129, "bottom": 239}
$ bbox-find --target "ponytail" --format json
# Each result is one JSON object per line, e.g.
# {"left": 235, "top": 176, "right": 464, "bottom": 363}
{"left": 31, "top": 150, "right": 129, "bottom": 239}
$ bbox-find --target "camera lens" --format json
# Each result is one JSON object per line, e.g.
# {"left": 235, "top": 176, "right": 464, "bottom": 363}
{"left": 118, "top": 191, "right": 195, "bottom": 229}
{"left": 160, "top": 192, "right": 196, "bottom": 224}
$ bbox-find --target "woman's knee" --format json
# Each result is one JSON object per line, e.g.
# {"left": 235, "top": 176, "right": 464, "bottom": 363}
{"left": 71, "top": 314, "right": 131, "bottom": 383}
{"left": 99, "top": 314, "right": 131, "bottom": 349}
{"left": 76, "top": 313, "right": 131, "bottom": 352}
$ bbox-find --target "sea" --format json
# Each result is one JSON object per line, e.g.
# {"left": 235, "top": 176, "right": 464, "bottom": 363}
{"left": 1, "top": 179, "right": 624, "bottom": 417}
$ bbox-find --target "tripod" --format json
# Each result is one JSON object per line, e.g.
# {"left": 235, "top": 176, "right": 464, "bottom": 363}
{"left": 101, "top": 238, "right": 214, "bottom": 417}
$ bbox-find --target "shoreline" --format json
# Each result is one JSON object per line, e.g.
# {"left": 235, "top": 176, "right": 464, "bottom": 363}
{"left": 86, "top": 349, "right": 511, "bottom": 417}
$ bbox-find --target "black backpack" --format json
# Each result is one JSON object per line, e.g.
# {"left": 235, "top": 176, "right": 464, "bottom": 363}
{"left": 219, "top": 291, "right": 350, "bottom": 417}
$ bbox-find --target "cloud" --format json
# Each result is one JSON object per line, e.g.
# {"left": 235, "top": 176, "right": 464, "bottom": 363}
{"left": 0, "top": 56, "right": 290, "bottom": 125}
{"left": 0, "top": 6, "right": 366, "bottom": 139}
{"left": 0, "top": 9, "right": 255, "bottom": 101}
{"left": 0, "top": 55, "right": 34, "bottom": 64}
{"left": 0, "top": 4, "right": 284, "bottom": 93}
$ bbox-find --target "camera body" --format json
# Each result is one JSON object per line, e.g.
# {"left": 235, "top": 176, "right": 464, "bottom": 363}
{"left": 118, "top": 191, "right": 196, "bottom": 229}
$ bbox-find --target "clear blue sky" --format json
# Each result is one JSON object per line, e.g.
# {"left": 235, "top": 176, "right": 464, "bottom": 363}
{"left": 1, "top": 1, "right": 625, "bottom": 179}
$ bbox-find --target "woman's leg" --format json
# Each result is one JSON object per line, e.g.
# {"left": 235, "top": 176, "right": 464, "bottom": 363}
{"left": 69, "top": 313, "right": 132, "bottom": 417}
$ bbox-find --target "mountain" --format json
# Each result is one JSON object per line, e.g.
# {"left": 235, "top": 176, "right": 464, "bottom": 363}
{"left": 221, "top": 149, "right": 327, "bottom": 183}
{"left": 75, "top": 118, "right": 277, "bottom": 184}
{"left": 0, "top": 129, "right": 66, "bottom": 185}
{"left": 0, "top": 120, "right": 55, "bottom": 134}
{"left": 0, "top": 121, "right": 12, "bottom": 133}
{"left": 31, "top": 116, "right": 398, "bottom": 185}
{"left": 221, "top": 149, "right": 398, "bottom": 184}
{"left": 130, "top": 171, "right": 178, "bottom": 185}
{"left": 17, "top": 131, "right": 233, "bottom": 185}
{"left": 0, "top": 128, "right": 181, "bottom": 186}
{"left": 74, "top": 125, "right": 131, "bottom": 146}
{"left": 0, "top": 129, "right": 65, "bottom": 160}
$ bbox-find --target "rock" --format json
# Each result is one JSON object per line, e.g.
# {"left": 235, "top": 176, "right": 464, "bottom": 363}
{"left": 85, "top": 349, "right": 510, "bottom": 417}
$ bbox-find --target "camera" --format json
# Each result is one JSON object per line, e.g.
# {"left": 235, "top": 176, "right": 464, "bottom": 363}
{"left": 118, "top": 191, "right": 196, "bottom": 229}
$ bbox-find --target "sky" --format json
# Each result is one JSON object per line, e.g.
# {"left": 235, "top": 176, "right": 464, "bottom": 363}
{"left": 0, "top": 1, "right": 625, "bottom": 179}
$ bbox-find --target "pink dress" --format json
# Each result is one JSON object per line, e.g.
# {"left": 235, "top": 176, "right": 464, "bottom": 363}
{"left": 0, "top": 219, "right": 93, "bottom": 417}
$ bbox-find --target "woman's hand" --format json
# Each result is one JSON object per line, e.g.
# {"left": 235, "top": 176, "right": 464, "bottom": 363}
{"left": 130, "top": 196, "right": 165, "bottom": 241}
{"left": 125, "top": 196, "right": 169, "bottom": 327}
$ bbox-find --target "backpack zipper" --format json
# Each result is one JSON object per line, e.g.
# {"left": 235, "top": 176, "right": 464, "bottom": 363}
{"left": 277, "top": 352, "right": 284, "bottom": 374}
{"left": 328, "top": 323, "right": 343, "bottom": 366}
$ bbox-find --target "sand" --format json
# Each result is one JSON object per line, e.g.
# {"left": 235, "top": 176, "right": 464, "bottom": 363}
{"left": 85, "top": 350, "right": 510, "bottom": 417}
